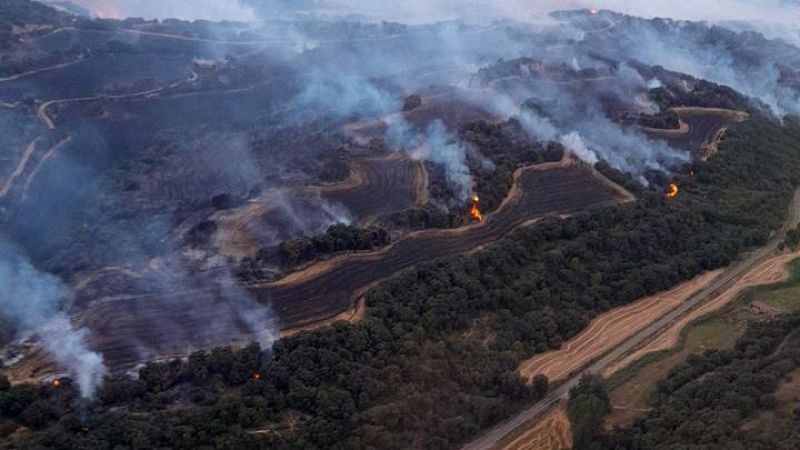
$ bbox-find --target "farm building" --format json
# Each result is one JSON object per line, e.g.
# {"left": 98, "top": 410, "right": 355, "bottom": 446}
{"left": 750, "top": 301, "right": 780, "bottom": 320}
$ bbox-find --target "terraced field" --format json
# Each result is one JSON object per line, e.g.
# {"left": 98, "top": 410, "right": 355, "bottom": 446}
{"left": 68, "top": 159, "right": 632, "bottom": 370}
{"left": 642, "top": 107, "right": 748, "bottom": 158}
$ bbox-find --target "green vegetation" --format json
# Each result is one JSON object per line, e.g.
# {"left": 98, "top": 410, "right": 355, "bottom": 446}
{"left": 391, "top": 119, "right": 549, "bottom": 230}
{"left": 277, "top": 224, "right": 390, "bottom": 268}
{"left": 567, "top": 375, "right": 611, "bottom": 450}
{"left": 637, "top": 110, "right": 681, "bottom": 130}
{"left": 236, "top": 224, "right": 391, "bottom": 281}
{"left": 6, "top": 116, "right": 800, "bottom": 449}
{"left": 600, "top": 315, "right": 800, "bottom": 449}
{"left": 784, "top": 226, "right": 800, "bottom": 251}
{"left": 607, "top": 259, "right": 800, "bottom": 419}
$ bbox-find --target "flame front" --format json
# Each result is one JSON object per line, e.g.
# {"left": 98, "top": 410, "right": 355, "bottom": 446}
{"left": 470, "top": 195, "right": 482, "bottom": 222}
{"left": 666, "top": 183, "right": 679, "bottom": 199}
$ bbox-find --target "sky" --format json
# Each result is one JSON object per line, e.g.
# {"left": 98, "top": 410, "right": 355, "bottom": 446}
{"left": 57, "top": 0, "right": 800, "bottom": 24}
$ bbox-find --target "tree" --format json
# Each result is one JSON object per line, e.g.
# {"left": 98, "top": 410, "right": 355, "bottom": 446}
{"left": 567, "top": 375, "right": 610, "bottom": 450}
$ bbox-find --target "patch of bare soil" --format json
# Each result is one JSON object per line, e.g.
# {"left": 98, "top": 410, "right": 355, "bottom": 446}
{"left": 497, "top": 404, "right": 572, "bottom": 450}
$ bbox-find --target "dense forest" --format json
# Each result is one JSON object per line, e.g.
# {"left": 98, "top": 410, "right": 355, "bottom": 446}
{"left": 5, "top": 116, "right": 800, "bottom": 449}
{"left": 597, "top": 315, "right": 800, "bottom": 450}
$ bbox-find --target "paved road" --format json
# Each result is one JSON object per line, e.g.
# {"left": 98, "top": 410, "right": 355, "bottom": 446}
{"left": 462, "top": 187, "right": 800, "bottom": 450}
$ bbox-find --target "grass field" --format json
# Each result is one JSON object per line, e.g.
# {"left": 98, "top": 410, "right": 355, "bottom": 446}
{"left": 605, "top": 258, "right": 800, "bottom": 428}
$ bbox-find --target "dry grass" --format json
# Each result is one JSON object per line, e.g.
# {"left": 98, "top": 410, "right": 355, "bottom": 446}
{"left": 497, "top": 404, "right": 572, "bottom": 450}
{"left": 518, "top": 271, "right": 722, "bottom": 383}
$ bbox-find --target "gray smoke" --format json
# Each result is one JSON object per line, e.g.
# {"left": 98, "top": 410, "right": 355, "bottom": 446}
{"left": 386, "top": 117, "right": 474, "bottom": 200}
{"left": 0, "top": 241, "right": 105, "bottom": 398}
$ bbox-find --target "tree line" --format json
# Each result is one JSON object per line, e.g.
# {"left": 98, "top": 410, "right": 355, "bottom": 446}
{"left": 5, "top": 115, "right": 800, "bottom": 449}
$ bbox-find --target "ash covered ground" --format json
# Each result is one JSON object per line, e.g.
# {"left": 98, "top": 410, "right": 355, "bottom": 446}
{"left": 0, "top": 0, "right": 797, "bottom": 400}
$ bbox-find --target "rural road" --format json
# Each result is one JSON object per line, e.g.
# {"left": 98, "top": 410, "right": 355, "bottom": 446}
{"left": 462, "top": 187, "right": 800, "bottom": 450}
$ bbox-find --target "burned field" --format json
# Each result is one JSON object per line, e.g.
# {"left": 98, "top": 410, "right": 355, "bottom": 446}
{"left": 303, "top": 152, "right": 425, "bottom": 226}
{"left": 264, "top": 161, "right": 632, "bottom": 329}
{"left": 642, "top": 108, "right": 748, "bottom": 158}
{"left": 60, "top": 160, "right": 631, "bottom": 370}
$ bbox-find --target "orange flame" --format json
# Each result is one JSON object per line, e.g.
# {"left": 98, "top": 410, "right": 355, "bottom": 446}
{"left": 470, "top": 195, "right": 482, "bottom": 222}
{"left": 666, "top": 183, "right": 679, "bottom": 199}
{"left": 52, "top": 379, "right": 62, "bottom": 389}
{"left": 252, "top": 372, "right": 262, "bottom": 381}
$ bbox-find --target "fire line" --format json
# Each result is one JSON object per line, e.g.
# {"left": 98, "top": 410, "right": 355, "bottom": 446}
{"left": 470, "top": 195, "right": 482, "bottom": 222}
{"left": 666, "top": 183, "right": 679, "bottom": 199}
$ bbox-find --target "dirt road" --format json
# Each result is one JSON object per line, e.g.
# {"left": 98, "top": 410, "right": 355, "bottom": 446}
{"left": 462, "top": 187, "right": 800, "bottom": 450}
{"left": 0, "top": 57, "right": 86, "bottom": 83}
{"left": 0, "top": 138, "right": 41, "bottom": 197}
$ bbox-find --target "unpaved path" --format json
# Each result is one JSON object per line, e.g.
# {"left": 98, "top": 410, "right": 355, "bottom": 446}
{"left": 518, "top": 270, "right": 723, "bottom": 384}
{"left": 0, "top": 57, "right": 86, "bottom": 83}
{"left": 21, "top": 136, "right": 71, "bottom": 200}
{"left": 36, "top": 69, "right": 197, "bottom": 129}
{"left": 462, "top": 186, "right": 800, "bottom": 450}
{"left": 0, "top": 137, "right": 40, "bottom": 197}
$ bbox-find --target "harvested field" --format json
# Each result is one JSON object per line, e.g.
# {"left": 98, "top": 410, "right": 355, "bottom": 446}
{"left": 643, "top": 107, "right": 748, "bottom": 158}
{"left": 68, "top": 159, "right": 632, "bottom": 370}
{"left": 517, "top": 270, "right": 723, "bottom": 383}
{"left": 600, "top": 253, "right": 800, "bottom": 430}
{"left": 603, "top": 251, "right": 799, "bottom": 378}
{"left": 496, "top": 404, "right": 572, "bottom": 450}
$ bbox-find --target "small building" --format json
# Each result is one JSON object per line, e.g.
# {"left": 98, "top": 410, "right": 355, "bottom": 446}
{"left": 750, "top": 300, "right": 780, "bottom": 320}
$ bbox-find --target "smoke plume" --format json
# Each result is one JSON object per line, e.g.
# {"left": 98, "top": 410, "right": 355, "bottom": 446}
{"left": 0, "top": 240, "right": 105, "bottom": 398}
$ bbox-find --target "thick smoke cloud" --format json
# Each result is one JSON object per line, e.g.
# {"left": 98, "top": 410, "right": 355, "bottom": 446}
{"left": 61, "top": 0, "right": 800, "bottom": 25}
{"left": 52, "top": 0, "right": 256, "bottom": 20}
{"left": 0, "top": 241, "right": 105, "bottom": 398}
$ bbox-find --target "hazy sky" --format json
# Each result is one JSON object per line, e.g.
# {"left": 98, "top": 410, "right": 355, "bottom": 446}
{"left": 59, "top": 0, "right": 800, "bottom": 23}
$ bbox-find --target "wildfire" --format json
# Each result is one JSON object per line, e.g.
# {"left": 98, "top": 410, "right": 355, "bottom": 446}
{"left": 590, "top": 7, "right": 599, "bottom": 15}
{"left": 666, "top": 183, "right": 679, "bottom": 199}
{"left": 469, "top": 195, "right": 482, "bottom": 222}
{"left": 51, "top": 379, "right": 62, "bottom": 389}
{"left": 252, "top": 372, "right": 262, "bottom": 381}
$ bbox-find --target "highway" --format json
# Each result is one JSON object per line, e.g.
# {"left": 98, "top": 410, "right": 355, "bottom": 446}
{"left": 462, "top": 187, "right": 800, "bottom": 450}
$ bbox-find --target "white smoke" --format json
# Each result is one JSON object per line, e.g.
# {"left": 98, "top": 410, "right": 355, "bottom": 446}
{"left": 560, "top": 131, "right": 598, "bottom": 165}
{"left": 387, "top": 117, "right": 473, "bottom": 200}
{"left": 0, "top": 242, "right": 105, "bottom": 398}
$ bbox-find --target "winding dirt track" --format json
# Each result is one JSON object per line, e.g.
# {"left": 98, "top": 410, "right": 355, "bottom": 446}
{"left": 0, "top": 57, "right": 86, "bottom": 83}
{"left": 73, "top": 158, "right": 631, "bottom": 369}
{"left": 463, "top": 185, "right": 800, "bottom": 450}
